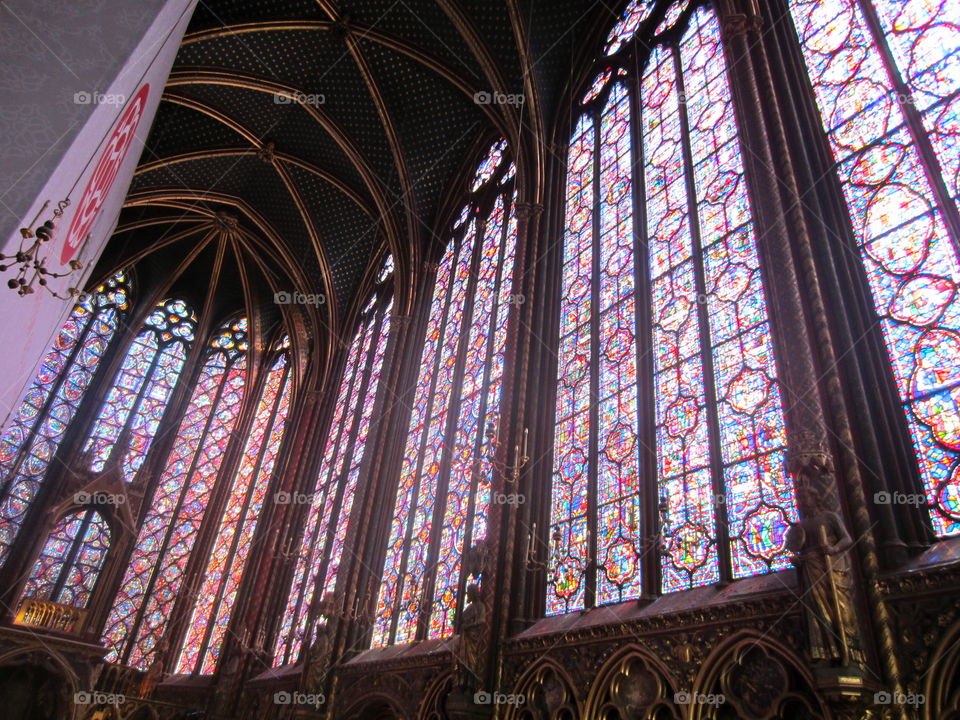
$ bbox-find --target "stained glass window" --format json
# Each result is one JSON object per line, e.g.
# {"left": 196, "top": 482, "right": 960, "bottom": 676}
{"left": 21, "top": 510, "right": 111, "bottom": 608}
{"left": 548, "top": 3, "right": 797, "bottom": 614}
{"left": 176, "top": 343, "right": 293, "bottom": 674}
{"left": 372, "top": 140, "right": 518, "bottom": 647}
{"left": 274, "top": 285, "right": 392, "bottom": 667}
{"left": 0, "top": 273, "right": 128, "bottom": 567}
{"left": 83, "top": 299, "right": 197, "bottom": 481}
{"left": 789, "top": 0, "right": 960, "bottom": 536}
{"left": 102, "top": 318, "right": 249, "bottom": 669}
{"left": 604, "top": 0, "right": 654, "bottom": 55}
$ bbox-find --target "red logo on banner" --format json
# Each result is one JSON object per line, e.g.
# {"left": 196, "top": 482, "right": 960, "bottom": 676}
{"left": 61, "top": 83, "right": 150, "bottom": 265}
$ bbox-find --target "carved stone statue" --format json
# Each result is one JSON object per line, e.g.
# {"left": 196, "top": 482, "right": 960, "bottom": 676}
{"left": 304, "top": 617, "right": 332, "bottom": 694}
{"left": 455, "top": 584, "right": 487, "bottom": 692}
{"left": 139, "top": 655, "right": 163, "bottom": 698}
{"left": 786, "top": 480, "right": 866, "bottom": 669}
{"left": 462, "top": 539, "right": 489, "bottom": 582}
{"left": 139, "top": 637, "right": 167, "bottom": 698}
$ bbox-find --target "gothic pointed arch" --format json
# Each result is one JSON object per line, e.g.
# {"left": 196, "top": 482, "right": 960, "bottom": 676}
{"left": 503, "top": 658, "right": 581, "bottom": 720}
{"left": 924, "top": 618, "right": 960, "bottom": 720}
{"left": 690, "top": 631, "right": 829, "bottom": 720}
{"left": 583, "top": 646, "right": 681, "bottom": 720}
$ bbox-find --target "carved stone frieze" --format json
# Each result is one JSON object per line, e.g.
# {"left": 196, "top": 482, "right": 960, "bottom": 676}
{"left": 502, "top": 598, "right": 804, "bottom": 713}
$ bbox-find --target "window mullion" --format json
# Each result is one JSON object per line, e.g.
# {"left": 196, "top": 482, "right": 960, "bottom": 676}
{"left": 627, "top": 57, "right": 660, "bottom": 598}
{"left": 671, "top": 43, "right": 733, "bottom": 583}
{"left": 587, "top": 107, "right": 602, "bottom": 610}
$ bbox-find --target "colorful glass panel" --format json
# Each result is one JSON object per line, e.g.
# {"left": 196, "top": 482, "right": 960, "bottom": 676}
{"left": 472, "top": 139, "right": 508, "bottom": 191}
{"left": 84, "top": 299, "right": 196, "bottom": 481}
{"left": 655, "top": 1, "right": 689, "bottom": 34}
{"left": 22, "top": 510, "right": 110, "bottom": 607}
{"left": 378, "top": 254, "right": 395, "bottom": 283}
{"left": 373, "top": 141, "right": 518, "bottom": 647}
{"left": 102, "top": 319, "right": 248, "bottom": 669}
{"left": 274, "top": 301, "right": 391, "bottom": 667}
{"left": 605, "top": 0, "right": 655, "bottom": 56}
{"left": 548, "top": 113, "right": 595, "bottom": 616}
{"left": 177, "top": 350, "right": 292, "bottom": 674}
{"left": 548, "top": 5, "right": 797, "bottom": 610}
{"left": 429, "top": 191, "right": 517, "bottom": 638}
{"left": 789, "top": 0, "right": 960, "bottom": 535}
{"left": 0, "top": 274, "right": 127, "bottom": 565}
{"left": 679, "top": 9, "right": 795, "bottom": 578}
{"left": 596, "top": 82, "right": 643, "bottom": 605}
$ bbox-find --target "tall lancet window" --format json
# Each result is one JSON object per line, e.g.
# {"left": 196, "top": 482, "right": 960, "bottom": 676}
{"left": 373, "top": 140, "right": 518, "bottom": 647}
{"left": 548, "top": 1, "right": 798, "bottom": 615}
{"left": 83, "top": 298, "right": 197, "bottom": 481}
{"left": 176, "top": 339, "right": 293, "bottom": 674}
{"left": 0, "top": 272, "right": 128, "bottom": 565}
{"left": 274, "top": 264, "right": 393, "bottom": 667}
{"left": 102, "top": 318, "right": 249, "bottom": 669}
{"left": 789, "top": 0, "right": 960, "bottom": 536}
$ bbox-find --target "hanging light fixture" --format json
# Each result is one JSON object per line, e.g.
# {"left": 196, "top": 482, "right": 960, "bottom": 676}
{"left": 2, "top": 199, "right": 85, "bottom": 298}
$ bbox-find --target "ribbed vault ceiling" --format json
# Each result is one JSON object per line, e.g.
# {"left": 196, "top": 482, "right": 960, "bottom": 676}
{"left": 100, "top": 0, "right": 614, "bottom": 357}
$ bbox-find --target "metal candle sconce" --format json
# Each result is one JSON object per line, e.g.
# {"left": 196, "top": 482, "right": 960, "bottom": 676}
{"left": 2, "top": 199, "right": 85, "bottom": 298}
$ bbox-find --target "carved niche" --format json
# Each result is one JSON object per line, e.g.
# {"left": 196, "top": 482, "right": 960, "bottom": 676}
{"left": 505, "top": 661, "right": 579, "bottom": 720}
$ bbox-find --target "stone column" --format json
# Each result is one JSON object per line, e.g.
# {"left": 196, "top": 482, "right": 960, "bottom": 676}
{"left": 717, "top": 0, "right": 904, "bottom": 708}
{"left": 0, "top": 0, "right": 198, "bottom": 420}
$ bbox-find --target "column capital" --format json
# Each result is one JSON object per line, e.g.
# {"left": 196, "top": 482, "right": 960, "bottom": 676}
{"left": 514, "top": 202, "right": 544, "bottom": 221}
{"left": 389, "top": 311, "right": 412, "bottom": 328}
{"left": 786, "top": 431, "right": 834, "bottom": 480}
{"left": 720, "top": 12, "right": 763, "bottom": 40}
